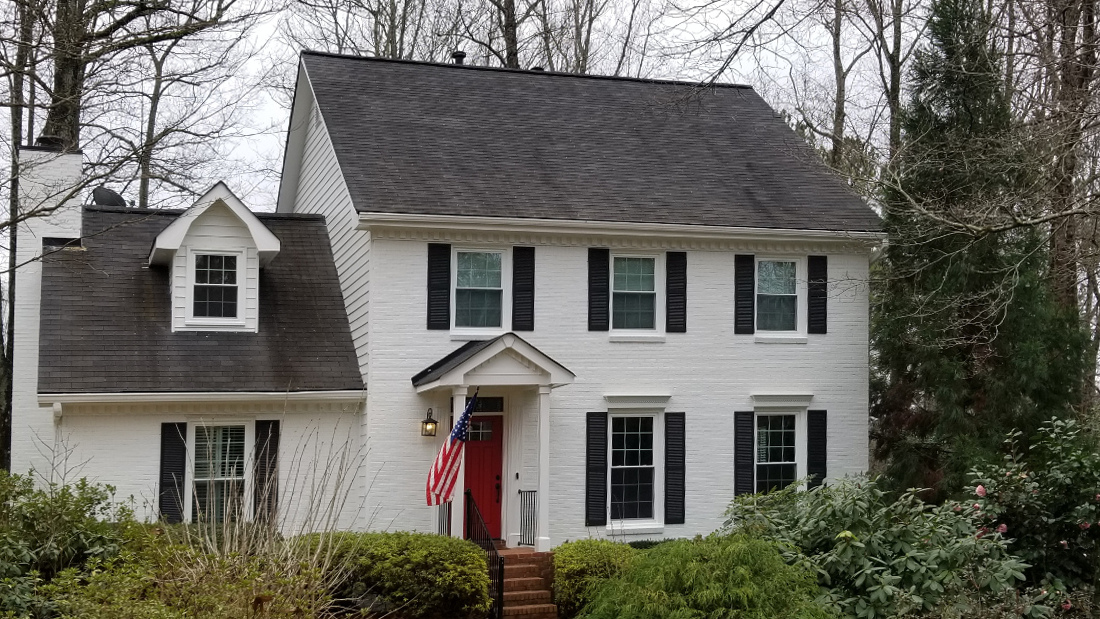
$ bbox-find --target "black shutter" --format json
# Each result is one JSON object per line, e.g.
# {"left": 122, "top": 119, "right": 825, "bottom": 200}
{"left": 666, "top": 252, "right": 687, "bottom": 333}
{"left": 588, "top": 248, "right": 610, "bottom": 331}
{"left": 734, "top": 412, "right": 755, "bottom": 495}
{"left": 512, "top": 246, "right": 535, "bottom": 331}
{"left": 734, "top": 255, "right": 755, "bottom": 334}
{"left": 665, "top": 412, "right": 686, "bottom": 524}
{"left": 254, "top": 420, "right": 280, "bottom": 522}
{"left": 585, "top": 412, "right": 608, "bottom": 526}
{"left": 807, "top": 410, "right": 827, "bottom": 488}
{"left": 159, "top": 422, "right": 187, "bottom": 524}
{"left": 427, "top": 243, "right": 451, "bottom": 330}
{"left": 808, "top": 255, "right": 828, "bottom": 334}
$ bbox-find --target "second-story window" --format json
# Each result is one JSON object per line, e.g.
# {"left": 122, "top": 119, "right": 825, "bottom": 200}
{"left": 455, "top": 251, "right": 503, "bottom": 328}
{"left": 194, "top": 254, "right": 238, "bottom": 318}
{"left": 612, "top": 256, "right": 656, "bottom": 329}
{"left": 756, "top": 260, "right": 797, "bottom": 331}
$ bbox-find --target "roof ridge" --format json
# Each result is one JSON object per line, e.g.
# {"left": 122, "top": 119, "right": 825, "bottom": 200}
{"left": 300, "top": 50, "right": 754, "bottom": 90}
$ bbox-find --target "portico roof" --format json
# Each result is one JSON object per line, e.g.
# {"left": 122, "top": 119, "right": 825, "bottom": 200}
{"left": 411, "top": 333, "right": 574, "bottom": 392}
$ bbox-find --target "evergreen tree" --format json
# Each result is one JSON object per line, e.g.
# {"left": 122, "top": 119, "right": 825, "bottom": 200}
{"left": 870, "top": 0, "right": 1089, "bottom": 498}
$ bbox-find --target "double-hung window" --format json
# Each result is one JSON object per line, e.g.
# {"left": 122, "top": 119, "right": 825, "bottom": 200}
{"left": 756, "top": 260, "right": 797, "bottom": 331}
{"left": 455, "top": 251, "right": 504, "bottom": 329}
{"left": 755, "top": 414, "right": 797, "bottom": 493}
{"left": 193, "top": 425, "right": 246, "bottom": 523}
{"left": 610, "top": 416, "right": 655, "bottom": 520}
{"left": 193, "top": 254, "right": 238, "bottom": 319}
{"left": 612, "top": 256, "right": 656, "bottom": 330}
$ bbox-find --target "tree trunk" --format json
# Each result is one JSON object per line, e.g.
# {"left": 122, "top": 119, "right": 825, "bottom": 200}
{"left": 830, "top": 0, "right": 846, "bottom": 167}
{"left": 40, "top": 0, "right": 87, "bottom": 148}
{"left": 502, "top": 0, "right": 520, "bottom": 68}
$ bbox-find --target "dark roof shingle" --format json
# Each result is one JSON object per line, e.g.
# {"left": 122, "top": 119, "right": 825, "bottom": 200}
{"left": 301, "top": 52, "right": 881, "bottom": 232}
{"left": 38, "top": 207, "right": 364, "bottom": 393}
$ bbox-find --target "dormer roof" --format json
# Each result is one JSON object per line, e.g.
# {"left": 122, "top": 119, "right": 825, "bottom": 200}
{"left": 149, "top": 182, "right": 280, "bottom": 267}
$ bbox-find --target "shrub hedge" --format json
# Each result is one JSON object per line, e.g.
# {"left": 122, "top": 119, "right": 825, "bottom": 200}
{"left": 553, "top": 539, "right": 638, "bottom": 618}
{"left": 310, "top": 531, "right": 490, "bottom": 619}
{"left": 579, "top": 535, "right": 833, "bottom": 619}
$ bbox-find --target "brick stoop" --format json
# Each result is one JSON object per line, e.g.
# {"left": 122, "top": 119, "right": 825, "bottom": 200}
{"left": 500, "top": 548, "right": 556, "bottom": 619}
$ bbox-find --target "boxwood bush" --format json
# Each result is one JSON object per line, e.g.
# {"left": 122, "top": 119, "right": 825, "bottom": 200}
{"left": 309, "top": 531, "right": 490, "bottom": 619}
{"left": 553, "top": 539, "right": 638, "bottom": 618}
{"left": 579, "top": 535, "right": 833, "bottom": 619}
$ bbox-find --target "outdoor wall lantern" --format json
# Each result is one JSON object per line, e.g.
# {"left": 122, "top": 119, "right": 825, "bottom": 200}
{"left": 421, "top": 408, "right": 439, "bottom": 437}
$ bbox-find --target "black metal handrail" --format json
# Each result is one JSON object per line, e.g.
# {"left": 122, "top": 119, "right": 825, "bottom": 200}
{"left": 465, "top": 489, "right": 504, "bottom": 619}
{"left": 518, "top": 490, "right": 537, "bottom": 546}
{"left": 437, "top": 502, "right": 451, "bottom": 536}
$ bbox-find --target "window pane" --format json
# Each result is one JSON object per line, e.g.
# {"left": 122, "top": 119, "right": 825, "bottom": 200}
{"left": 457, "top": 252, "right": 502, "bottom": 288}
{"left": 756, "top": 463, "right": 797, "bottom": 493}
{"left": 194, "top": 285, "right": 238, "bottom": 318}
{"left": 610, "top": 467, "right": 654, "bottom": 520}
{"left": 758, "top": 261, "right": 796, "bottom": 295}
{"left": 757, "top": 295, "right": 796, "bottom": 331}
{"left": 455, "top": 289, "right": 502, "bottom": 328}
{"left": 612, "top": 292, "right": 655, "bottom": 329}
{"left": 193, "top": 426, "right": 246, "bottom": 523}
{"left": 613, "top": 257, "right": 655, "bottom": 292}
{"left": 757, "top": 415, "right": 796, "bottom": 464}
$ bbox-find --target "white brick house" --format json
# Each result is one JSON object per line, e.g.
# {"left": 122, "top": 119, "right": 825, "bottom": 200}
{"left": 12, "top": 52, "right": 882, "bottom": 553}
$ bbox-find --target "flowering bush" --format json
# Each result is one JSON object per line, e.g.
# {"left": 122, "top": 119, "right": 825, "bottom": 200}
{"left": 968, "top": 418, "right": 1100, "bottom": 591}
{"left": 723, "top": 478, "right": 1038, "bottom": 619}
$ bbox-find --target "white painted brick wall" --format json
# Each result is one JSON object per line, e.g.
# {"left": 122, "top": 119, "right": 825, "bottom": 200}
{"left": 359, "top": 238, "right": 870, "bottom": 544}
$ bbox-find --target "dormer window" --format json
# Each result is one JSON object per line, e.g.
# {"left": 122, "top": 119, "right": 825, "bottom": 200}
{"left": 194, "top": 254, "right": 239, "bottom": 318}
{"left": 149, "top": 182, "right": 280, "bottom": 333}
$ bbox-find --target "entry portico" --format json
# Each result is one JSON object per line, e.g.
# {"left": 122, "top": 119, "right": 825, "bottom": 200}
{"left": 412, "top": 333, "right": 574, "bottom": 552}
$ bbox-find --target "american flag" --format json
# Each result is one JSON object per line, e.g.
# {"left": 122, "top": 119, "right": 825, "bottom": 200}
{"left": 426, "top": 392, "right": 478, "bottom": 506}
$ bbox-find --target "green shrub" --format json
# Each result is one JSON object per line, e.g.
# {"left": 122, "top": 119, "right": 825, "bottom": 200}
{"left": 969, "top": 419, "right": 1100, "bottom": 590}
{"left": 724, "top": 477, "right": 1038, "bottom": 619}
{"left": 625, "top": 538, "right": 676, "bottom": 550}
{"left": 579, "top": 535, "right": 833, "bottom": 619}
{"left": 553, "top": 539, "right": 638, "bottom": 618}
{"left": 309, "top": 531, "right": 490, "bottom": 618}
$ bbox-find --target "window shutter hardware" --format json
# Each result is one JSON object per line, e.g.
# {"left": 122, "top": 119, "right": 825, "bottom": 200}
{"left": 426, "top": 243, "right": 451, "bottom": 330}
{"left": 666, "top": 252, "right": 687, "bottom": 333}
{"left": 159, "top": 422, "right": 187, "bottom": 524}
{"left": 808, "top": 256, "right": 828, "bottom": 334}
{"left": 585, "top": 412, "right": 608, "bottom": 526}
{"left": 734, "top": 255, "right": 755, "bottom": 334}
{"left": 665, "top": 412, "right": 686, "bottom": 524}
{"left": 512, "top": 246, "right": 535, "bottom": 331}
{"left": 734, "top": 412, "right": 754, "bottom": 495}
{"left": 588, "top": 248, "right": 610, "bottom": 331}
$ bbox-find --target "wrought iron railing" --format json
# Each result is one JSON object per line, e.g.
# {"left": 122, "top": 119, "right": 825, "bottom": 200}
{"left": 437, "top": 502, "right": 451, "bottom": 536}
{"left": 518, "top": 490, "right": 537, "bottom": 546}
{"left": 465, "top": 489, "right": 504, "bottom": 619}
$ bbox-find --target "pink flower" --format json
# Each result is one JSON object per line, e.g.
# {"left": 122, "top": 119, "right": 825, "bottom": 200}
{"left": 1096, "top": 493, "right": 1100, "bottom": 502}
{"left": 1080, "top": 522, "right": 1091, "bottom": 530}
{"left": 1063, "top": 601, "right": 1072, "bottom": 611}
{"left": 953, "top": 505, "right": 961, "bottom": 512}
{"left": 996, "top": 524, "right": 1008, "bottom": 533}
{"left": 976, "top": 527, "right": 987, "bottom": 539}
{"left": 976, "top": 485, "right": 987, "bottom": 497}
{"left": 1060, "top": 540, "right": 1069, "bottom": 549}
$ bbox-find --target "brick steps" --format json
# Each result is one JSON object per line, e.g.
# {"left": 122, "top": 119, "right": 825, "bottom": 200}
{"left": 500, "top": 548, "right": 556, "bottom": 619}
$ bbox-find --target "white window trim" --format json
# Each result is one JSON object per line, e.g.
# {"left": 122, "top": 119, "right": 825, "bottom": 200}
{"left": 183, "top": 248, "right": 248, "bottom": 330}
{"left": 450, "top": 247, "right": 512, "bottom": 337}
{"left": 754, "top": 256, "right": 807, "bottom": 341}
{"left": 753, "top": 409, "right": 807, "bottom": 492}
{"left": 609, "top": 252, "right": 665, "bottom": 337}
{"left": 183, "top": 419, "right": 255, "bottom": 524}
{"left": 605, "top": 410, "right": 664, "bottom": 535}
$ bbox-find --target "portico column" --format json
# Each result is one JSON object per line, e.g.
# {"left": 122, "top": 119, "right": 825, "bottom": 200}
{"left": 537, "top": 385, "right": 551, "bottom": 551}
{"left": 449, "top": 385, "right": 467, "bottom": 539}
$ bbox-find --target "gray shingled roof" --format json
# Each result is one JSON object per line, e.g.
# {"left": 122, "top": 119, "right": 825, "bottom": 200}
{"left": 410, "top": 337, "right": 498, "bottom": 387}
{"left": 38, "top": 207, "right": 364, "bottom": 393}
{"left": 301, "top": 52, "right": 881, "bottom": 232}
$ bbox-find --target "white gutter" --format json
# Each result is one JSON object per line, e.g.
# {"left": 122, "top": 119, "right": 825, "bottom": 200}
{"left": 39, "top": 390, "right": 366, "bottom": 407}
{"left": 358, "top": 212, "right": 886, "bottom": 243}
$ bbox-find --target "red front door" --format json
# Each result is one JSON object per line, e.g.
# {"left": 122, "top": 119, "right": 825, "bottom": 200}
{"left": 464, "top": 415, "right": 503, "bottom": 539}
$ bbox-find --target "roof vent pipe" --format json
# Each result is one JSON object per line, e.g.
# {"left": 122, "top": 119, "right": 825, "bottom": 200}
{"left": 451, "top": 51, "right": 466, "bottom": 65}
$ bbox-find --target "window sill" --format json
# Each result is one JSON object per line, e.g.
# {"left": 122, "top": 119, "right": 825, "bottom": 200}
{"left": 754, "top": 334, "right": 808, "bottom": 345}
{"left": 177, "top": 320, "right": 253, "bottom": 333}
{"left": 604, "top": 522, "right": 664, "bottom": 535}
{"left": 609, "top": 333, "right": 666, "bottom": 343}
